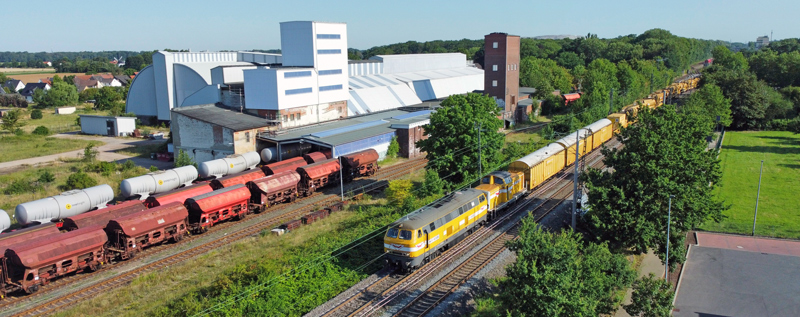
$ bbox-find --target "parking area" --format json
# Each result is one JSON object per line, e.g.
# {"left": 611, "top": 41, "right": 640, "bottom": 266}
{"left": 673, "top": 233, "right": 800, "bottom": 317}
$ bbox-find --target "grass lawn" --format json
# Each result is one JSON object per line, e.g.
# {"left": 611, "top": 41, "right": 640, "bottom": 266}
{"left": 699, "top": 131, "right": 800, "bottom": 238}
{"left": 0, "top": 134, "right": 102, "bottom": 163}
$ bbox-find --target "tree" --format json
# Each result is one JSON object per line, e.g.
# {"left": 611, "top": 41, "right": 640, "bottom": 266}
{"left": 711, "top": 46, "right": 748, "bottom": 71}
{"left": 682, "top": 84, "right": 733, "bottom": 127}
{"left": 583, "top": 105, "right": 727, "bottom": 267}
{"left": 32, "top": 126, "right": 50, "bottom": 136}
{"left": 416, "top": 93, "right": 504, "bottom": 185}
{"left": 64, "top": 172, "right": 97, "bottom": 190}
{"left": 386, "top": 136, "right": 400, "bottom": 158}
{"left": 418, "top": 169, "right": 446, "bottom": 198}
{"left": 385, "top": 179, "right": 413, "bottom": 210}
{"left": 1, "top": 109, "right": 24, "bottom": 132}
{"left": 125, "top": 55, "right": 145, "bottom": 70}
{"left": 704, "top": 68, "right": 771, "bottom": 129}
{"left": 38, "top": 170, "right": 55, "bottom": 183}
{"left": 520, "top": 57, "right": 574, "bottom": 97}
{"left": 556, "top": 51, "right": 584, "bottom": 69}
{"left": 174, "top": 149, "right": 197, "bottom": 168}
{"left": 498, "top": 222, "right": 635, "bottom": 316}
{"left": 624, "top": 273, "right": 675, "bottom": 317}
{"left": 79, "top": 88, "right": 100, "bottom": 103}
{"left": 82, "top": 143, "right": 98, "bottom": 162}
{"left": 37, "top": 81, "right": 79, "bottom": 108}
{"left": 30, "top": 109, "right": 43, "bottom": 119}
{"left": 94, "top": 86, "right": 123, "bottom": 110}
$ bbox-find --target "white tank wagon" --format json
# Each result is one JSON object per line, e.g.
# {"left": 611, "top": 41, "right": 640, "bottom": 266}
{"left": 15, "top": 185, "right": 114, "bottom": 225}
{"left": 0, "top": 211, "right": 10, "bottom": 231}
{"left": 198, "top": 151, "right": 261, "bottom": 179}
{"left": 260, "top": 143, "right": 312, "bottom": 163}
{"left": 121, "top": 166, "right": 198, "bottom": 199}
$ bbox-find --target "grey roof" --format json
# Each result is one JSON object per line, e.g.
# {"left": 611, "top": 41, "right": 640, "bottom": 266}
{"left": 392, "top": 189, "right": 485, "bottom": 229}
{"left": 519, "top": 87, "right": 537, "bottom": 96}
{"left": 259, "top": 108, "right": 430, "bottom": 146}
{"left": 348, "top": 60, "right": 381, "bottom": 64}
{"left": 79, "top": 114, "right": 137, "bottom": 120}
{"left": 19, "top": 83, "right": 48, "bottom": 96}
{"left": 4, "top": 79, "right": 22, "bottom": 88}
{"left": 172, "top": 104, "right": 270, "bottom": 131}
{"left": 518, "top": 99, "right": 534, "bottom": 106}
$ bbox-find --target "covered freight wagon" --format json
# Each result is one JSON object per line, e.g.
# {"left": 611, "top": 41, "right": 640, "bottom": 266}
{"left": 3, "top": 227, "right": 107, "bottom": 294}
{"left": 340, "top": 149, "right": 379, "bottom": 182}
{"left": 261, "top": 156, "right": 307, "bottom": 176}
{"left": 508, "top": 143, "right": 566, "bottom": 191}
{"left": 296, "top": 158, "right": 341, "bottom": 194}
{"left": 302, "top": 152, "right": 328, "bottom": 164}
{"left": 209, "top": 169, "right": 267, "bottom": 190}
{"left": 185, "top": 184, "right": 251, "bottom": 233}
{"left": 143, "top": 182, "right": 214, "bottom": 208}
{"left": 60, "top": 200, "right": 147, "bottom": 231}
{"left": 247, "top": 171, "right": 302, "bottom": 210}
{"left": 104, "top": 202, "right": 189, "bottom": 260}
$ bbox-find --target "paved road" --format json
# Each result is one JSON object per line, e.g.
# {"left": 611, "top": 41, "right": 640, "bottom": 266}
{"left": 0, "top": 133, "right": 174, "bottom": 174}
{"left": 614, "top": 250, "right": 666, "bottom": 317}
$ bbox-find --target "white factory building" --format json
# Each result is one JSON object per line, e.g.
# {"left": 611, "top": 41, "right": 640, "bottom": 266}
{"left": 126, "top": 21, "right": 483, "bottom": 127}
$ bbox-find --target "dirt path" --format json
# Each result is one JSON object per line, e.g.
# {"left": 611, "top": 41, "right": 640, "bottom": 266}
{"left": 0, "top": 133, "right": 174, "bottom": 174}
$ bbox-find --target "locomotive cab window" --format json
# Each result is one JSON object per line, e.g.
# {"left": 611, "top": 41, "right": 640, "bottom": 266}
{"left": 399, "top": 230, "right": 412, "bottom": 240}
{"left": 479, "top": 195, "right": 486, "bottom": 203}
{"left": 417, "top": 230, "right": 423, "bottom": 238}
{"left": 429, "top": 223, "right": 436, "bottom": 231}
{"left": 482, "top": 176, "right": 492, "bottom": 184}
{"left": 387, "top": 227, "right": 399, "bottom": 238}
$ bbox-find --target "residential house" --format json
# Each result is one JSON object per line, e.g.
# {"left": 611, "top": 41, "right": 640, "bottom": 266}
{"left": 43, "top": 61, "right": 52, "bottom": 67}
{"left": 4, "top": 80, "right": 25, "bottom": 93}
{"left": 114, "top": 75, "right": 130, "bottom": 86}
{"left": 19, "top": 83, "right": 51, "bottom": 102}
{"left": 73, "top": 74, "right": 122, "bottom": 91}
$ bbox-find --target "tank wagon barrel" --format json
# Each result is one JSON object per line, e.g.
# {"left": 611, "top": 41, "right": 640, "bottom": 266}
{"left": 15, "top": 184, "right": 114, "bottom": 226}
{"left": 209, "top": 169, "right": 267, "bottom": 190}
{"left": 340, "top": 149, "right": 380, "bottom": 182}
{"left": 121, "top": 166, "right": 198, "bottom": 200}
{"left": 260, "top": 143, "right": 312, "bottom": 163}
{"left": 60, "top": 200, "right": 147, "bottom": 232}
{"left": 198, "top": 151, "right": 261, "bottom": 179}
{"left": 0, "top": 211, "right": 10, "bottom": 232}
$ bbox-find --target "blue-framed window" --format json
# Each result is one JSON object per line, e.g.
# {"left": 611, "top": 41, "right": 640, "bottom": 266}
{"left": 284, "top": 71, "right": 312, "bottom": 78}
{"left": 316, "top": 34, "right": 341, "bottom": 39}
{"left": 285, "top": 87, "right": 312, "bottom": 95}
{"left": 318, "top": 69, "right": 343, "bottom": 76}
{"left": 317, "top": 49, "right": 341, "bottom": 55}
{"left": 319, "top": 84, "right": 343, "bottom": 92}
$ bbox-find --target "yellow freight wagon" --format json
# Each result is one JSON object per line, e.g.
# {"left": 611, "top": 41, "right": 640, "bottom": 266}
{"left": 509, "top": 143, "right": 566, "bottom": 191}
{"left": 584, "top": 119, "right": 613, "bottom": 151}
{"left": 555, "top": 129, "right": 592, "bottom": 166}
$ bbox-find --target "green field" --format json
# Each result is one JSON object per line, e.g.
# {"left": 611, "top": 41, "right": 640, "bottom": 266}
{"left": 699, "top": 131, "right": 800, "bottom": 238}
{"left": 0, "top": 134, "right": 101, "bottom": 163}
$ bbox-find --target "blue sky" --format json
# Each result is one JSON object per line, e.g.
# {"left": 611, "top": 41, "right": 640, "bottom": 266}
{"left": 4, "top": 0, "right": 796, "bottom": 52}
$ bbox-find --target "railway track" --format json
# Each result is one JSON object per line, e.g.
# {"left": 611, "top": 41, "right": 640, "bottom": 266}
{"left": 317, "top": 139, "right": 618, "bottom": 317}
{"left": 2, "top": 158, "right": 428, "bottom": 317}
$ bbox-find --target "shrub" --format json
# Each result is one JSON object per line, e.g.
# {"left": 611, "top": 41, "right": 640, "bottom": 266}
{"left": 32, "top": 126, "right": 50, "bottom": 136}
{"left": 30, "top": 109, "right": 43, "bottom": 119}
{"left": 64, "top": 172, "right": 97, "bottom": 190}
{"left": 387, "top": 136, "right": 400, "bottom": 158}
{"left": 4, "top": 179, "right": 40, "bottom": 195}
{"left": 38, "top": 170, "right": 55, "bottom": 183}
{"left": 83, "top": 144, "right": 98, "bottom": 162}
{"left": 122, "top": 160, "right": 137, "bottom": 171}
{"left": 174, "top": 150, "right": 196, "bottom": 168}
{"left": 149, "top": 165, "right": 159, "bottom": 172}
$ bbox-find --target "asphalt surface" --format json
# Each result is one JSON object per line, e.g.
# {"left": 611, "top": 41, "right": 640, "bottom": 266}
{"left": 674, "top": 245, "right": 800, "bottom": 317}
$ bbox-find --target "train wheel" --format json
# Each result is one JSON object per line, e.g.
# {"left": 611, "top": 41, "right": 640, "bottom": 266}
{"left": 239, "top": 213, "right": 246, "bottom": 220}
{"left": 27, "top": 285, "right": 39, "bottom": 294}
{"left": 171, "top": 234, "right": 183, "bottom": 243}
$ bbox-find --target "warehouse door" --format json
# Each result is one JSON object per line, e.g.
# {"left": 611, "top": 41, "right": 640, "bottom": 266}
{"left": 107, "top": 120, "right": 115, "bottom": 136}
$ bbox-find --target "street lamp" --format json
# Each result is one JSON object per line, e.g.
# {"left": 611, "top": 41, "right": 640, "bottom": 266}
{"left": 752, "top": 160, "right": 764, "bottom": 235}
{"left": 666, "top": 194, "right": 674, "bottom": 280}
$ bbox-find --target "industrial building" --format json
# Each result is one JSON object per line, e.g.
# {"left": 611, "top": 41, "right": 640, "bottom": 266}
{"left": 484, "top": 32, "right": 521, "bottom": 126}
{"left": 126, "top": 21, "right": 482, "bottom": 128}
{"left": 171, "top": 103, "right": 433, "bottom": 163}
{"left": 79, "top": 115, "right": 136, "bottom": 136}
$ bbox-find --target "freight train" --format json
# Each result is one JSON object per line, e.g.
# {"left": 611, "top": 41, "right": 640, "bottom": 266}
{"left": 383, "top": 76, "right": 701, "bottom": 271}
{"left": 0, "top": 148, "right": 380, "bottom": 297}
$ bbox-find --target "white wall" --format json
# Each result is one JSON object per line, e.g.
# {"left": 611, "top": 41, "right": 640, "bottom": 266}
{"left": 237, "top": 52, "right": 282, "bottom": 64}
{"left": 126, "top": 65, "right": 158, "bottom": 117}
{"left": 182, "top": 85, "right": 221, "bottom": 107}
{"left": 81, "top": 116, "right": 109, "bottom": 135}
{"left": 211, "top": 66, "right": 258, "bottom": 85}
{"left": 348, "top": 62, "right": 383, "bottom": 76}
{"left": 115, "top": 117, "right": 136, "bottom": 135}
{"left": 371, "top": 53, "right": 468, "bottom": 74}
{"left": 152, "top": 52, "right": 174, "bottom": 121}
{"left": 56, "top": 107, "right": 76, "bottom": 114}
{"left": 280, "top": 22, "right": 315, "bottom": 67}
{"left": 243, "top": 68, "right": 279, "bottom": 110}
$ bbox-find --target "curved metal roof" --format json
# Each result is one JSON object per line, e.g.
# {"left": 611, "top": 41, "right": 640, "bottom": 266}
{"left": 512, "top": 143, "right": 565, "bottom": 169}
{"left": 584, "top": 119, "right": 613, "bottom": 133}
{"left": 555, "top": 128, "right": 592, "bottom": 149}
{"left": 392, "top": 189, "right": 484, "bottom": 229}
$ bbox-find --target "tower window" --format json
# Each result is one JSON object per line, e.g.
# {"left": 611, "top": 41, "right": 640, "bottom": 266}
{"left": 492, "top": 80, "right": 498, "bottom": 87}
{"left": 492, "top": 65, "right": 498, "bottom": 71}
{"left": 492, "top": 42, "right": 498, "bottom": 49}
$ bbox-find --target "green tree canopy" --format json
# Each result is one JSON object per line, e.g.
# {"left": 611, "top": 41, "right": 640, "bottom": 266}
{"left": 624, "top": 273, "right": 675, "bottom": 317}
{"left": 1, "top": 109, "right": 24, "bottom": 132}
{"left": 682, "top": 84, "right": 733, "bottom": 127}
{"left": 498, "top": 222, "right": 635, "bottom": 316}
{"left": 36, "top": 81, "right": 79, "bottom": 108}
{"left": 520, "top": 57, "right": 574, "bottom": 97}
{"left": 583, "top": 105, "right": 726, "bottom": 267}
{"left": 416, "top": 93, "right": 504, "bottom": 185}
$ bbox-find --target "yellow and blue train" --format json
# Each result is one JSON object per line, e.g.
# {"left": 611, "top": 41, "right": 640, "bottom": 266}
{"left": 384, "top": 75, "right": 700, "bottom": 271}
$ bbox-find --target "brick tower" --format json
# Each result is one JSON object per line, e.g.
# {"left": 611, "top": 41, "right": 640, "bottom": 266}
{"left": 483, "top": 32, "right": 520, "bottom": 126}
